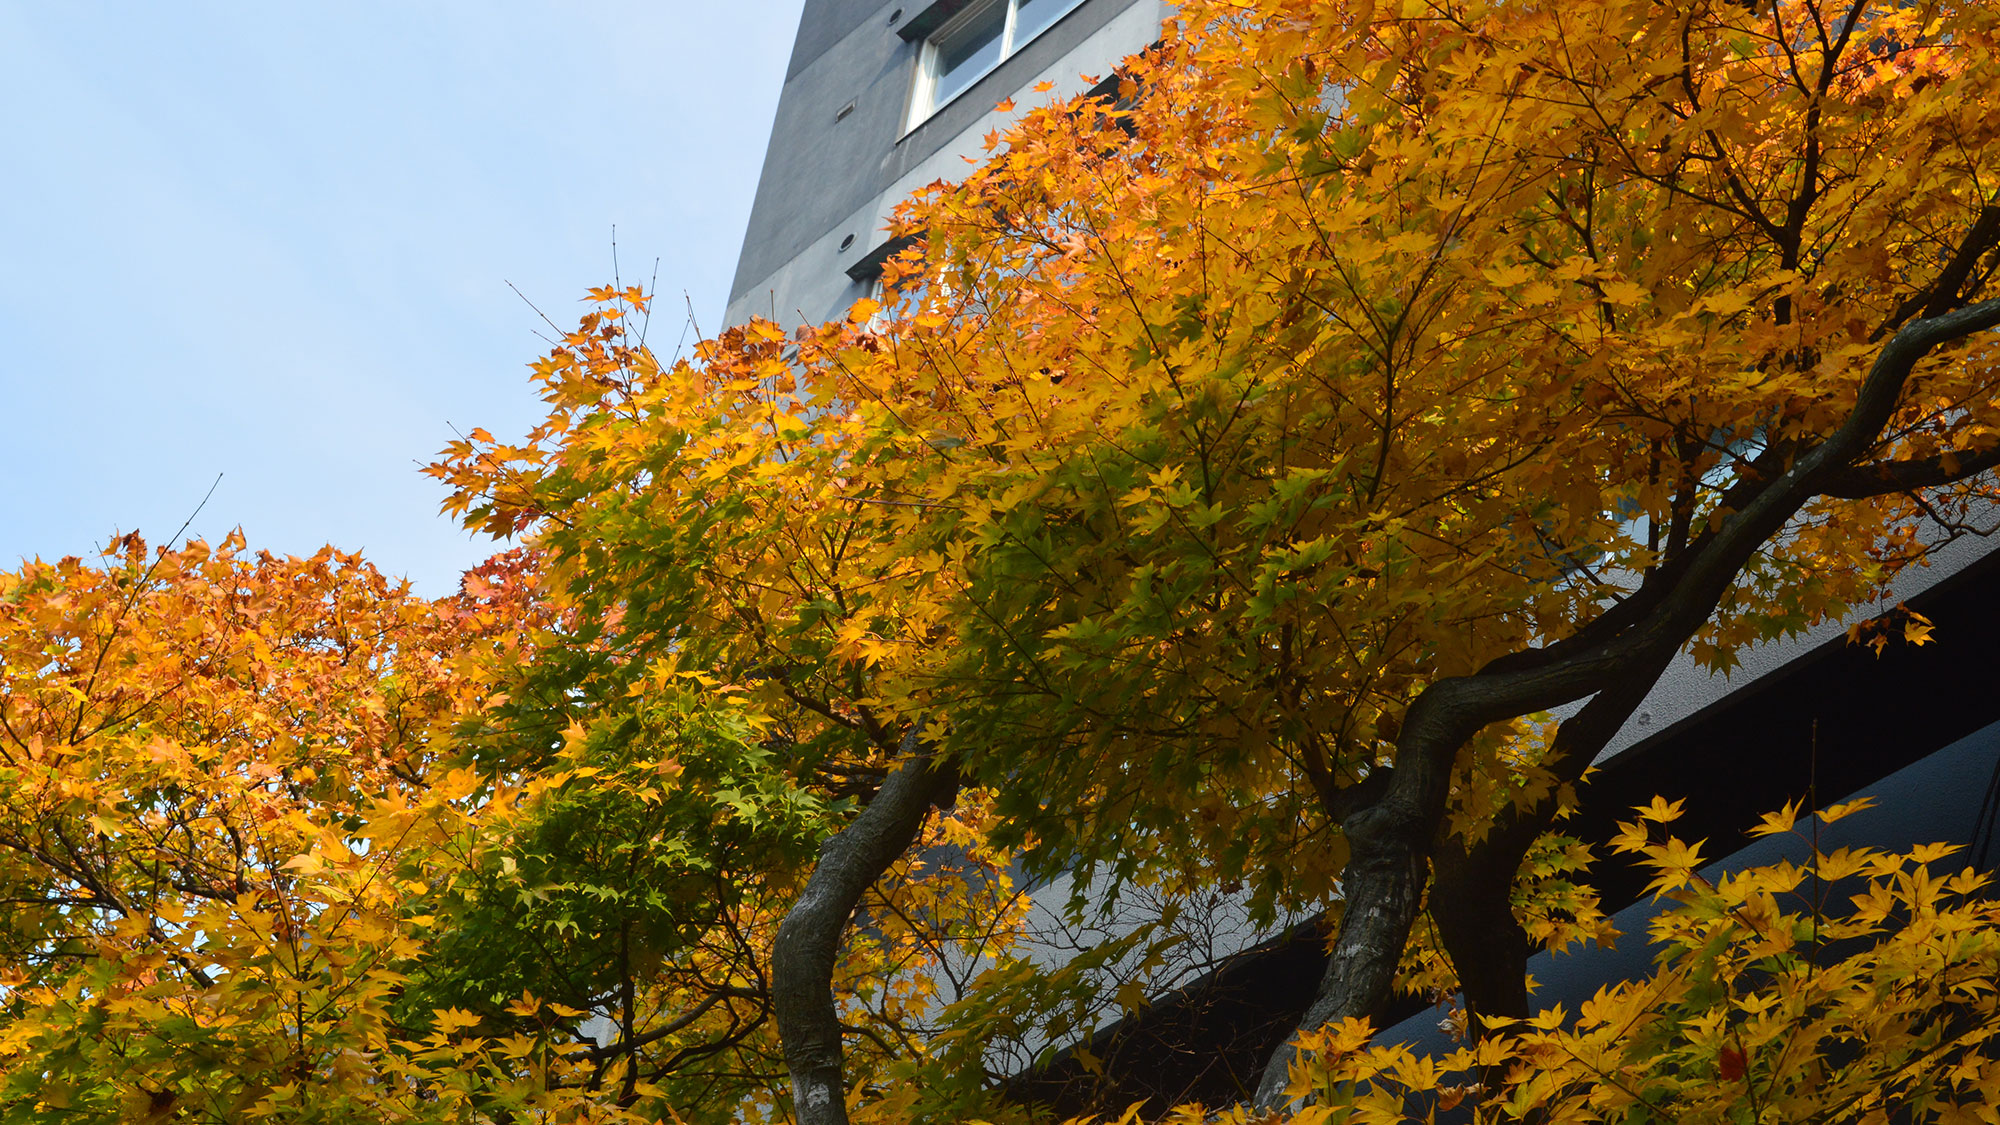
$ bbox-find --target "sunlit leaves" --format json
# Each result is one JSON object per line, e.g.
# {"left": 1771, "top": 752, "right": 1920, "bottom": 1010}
{"left": 1169, "top": 808, "right": 2000, "bottom": 1125}
{"left": 0, "top": 536, "right": 589, "bottom": 1121}
{"left": 423, "top": 0, "right": 2000, "bottom": 1114}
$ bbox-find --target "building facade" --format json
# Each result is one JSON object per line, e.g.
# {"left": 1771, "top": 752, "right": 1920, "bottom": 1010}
{"left": 725, "top": 0, "right": 1168, "bottom": 333}
{"left": 728, "top": 1, "right": 2000, "bottom": 1112}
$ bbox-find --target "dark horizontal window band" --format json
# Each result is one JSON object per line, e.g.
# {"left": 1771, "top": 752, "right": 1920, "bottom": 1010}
{"left": 898, "top": 0, "right": 985, "bottom": 40}
{"left": 845, "top": 232, "right": 926, "bottom": 281}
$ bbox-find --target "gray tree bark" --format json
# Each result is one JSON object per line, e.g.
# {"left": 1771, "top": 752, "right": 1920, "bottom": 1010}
{"left": 771, "top": 730, "right": 956, "bottom": 1125}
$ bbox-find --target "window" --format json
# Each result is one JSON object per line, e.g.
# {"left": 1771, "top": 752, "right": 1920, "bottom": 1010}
{"left": 907, "top": 0, "right": 1083, "bottom": 130}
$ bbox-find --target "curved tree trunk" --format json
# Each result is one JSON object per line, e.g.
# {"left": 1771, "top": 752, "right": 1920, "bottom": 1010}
{"left": 771, "top": 732, "right": 956, "bottom": 1125}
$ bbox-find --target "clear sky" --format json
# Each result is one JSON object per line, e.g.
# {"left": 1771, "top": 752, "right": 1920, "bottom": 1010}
{"left": 0, "top": 2, "right": 805, "bottom": 594}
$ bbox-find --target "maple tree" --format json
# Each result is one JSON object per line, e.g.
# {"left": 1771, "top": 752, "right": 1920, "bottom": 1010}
{"left": 437, "top": 0, "right": 2000, "bottom": 1114}
{"left": 1201, "top": 800, "right": 2000, "bottom": 1124}
{"left": 0, "top": 534, "right": 528, "bottom": 1121}
{"left": 0, "top": 533, "right": 1037, "bottom": 1123}
{"left": 432, "top": 295, "right": 1145, "bottom": 1122}
{"left": 11, "top": 0, "right": 1999, "bottom": 1116}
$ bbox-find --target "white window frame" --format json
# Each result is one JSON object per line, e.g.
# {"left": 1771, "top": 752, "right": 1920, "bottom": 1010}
{"left": 905, "top": 0, "right": 1085, "bottom": 132}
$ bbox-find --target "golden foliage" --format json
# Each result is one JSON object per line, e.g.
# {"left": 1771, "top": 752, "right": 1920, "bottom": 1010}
{"left": 17, "top": 0, "right": 1999, "bottom": 1116}
{"left": 1159, "top": 806, "right": 2000, "bottom": 1124}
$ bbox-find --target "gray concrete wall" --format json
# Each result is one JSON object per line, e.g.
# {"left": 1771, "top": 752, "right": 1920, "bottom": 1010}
{"left": 726, "top": 0, "right": 1166, "bottom": 329}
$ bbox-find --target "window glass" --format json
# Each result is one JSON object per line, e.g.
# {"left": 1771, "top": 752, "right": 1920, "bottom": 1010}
{"left": 1011, "top": 0, "right": 1070, "bottom": 44}
{"left": 931, "top": 2, "right": 1007, "bottom": 110}
{"left": 908, "top": 0, "right": 1086, "bottom": 131}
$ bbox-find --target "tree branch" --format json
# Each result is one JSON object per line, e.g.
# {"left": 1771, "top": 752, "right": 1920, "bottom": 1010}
{"left": 1818, "top": 442, "right": 2000, "bottom": 499}
{"left": 1874, "top": 205, "right": 2000, "bottom": 341}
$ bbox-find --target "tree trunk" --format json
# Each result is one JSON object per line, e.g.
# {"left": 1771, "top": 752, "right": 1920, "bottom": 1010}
{"left": 1427, "top": 839, "right": 1531, "bottom": 1030}
{"left": 1254, "top": 688, "right": 1483, "bottom": 1107}
{"left": 1431, "top": 648, "right": 1676, "bottom": 1033}
{"left": 771, "top": 732, "right": 956, "bottom": 1125}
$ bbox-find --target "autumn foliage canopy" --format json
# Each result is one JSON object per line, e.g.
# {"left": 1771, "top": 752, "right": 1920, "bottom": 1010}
{"left": 9, "top": 0, "right": 2000, "bottom": 1118}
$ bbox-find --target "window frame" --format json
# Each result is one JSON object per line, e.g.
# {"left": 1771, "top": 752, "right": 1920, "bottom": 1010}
{"left": 905, "top": 0, "right": 1085, "bottom": 133}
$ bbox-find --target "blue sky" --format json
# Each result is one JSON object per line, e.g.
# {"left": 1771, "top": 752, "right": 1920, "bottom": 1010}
{"left": 0, "top": 2, "right": 804, "bottom": 594}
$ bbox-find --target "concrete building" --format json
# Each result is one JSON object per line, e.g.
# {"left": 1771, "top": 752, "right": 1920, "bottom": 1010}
{"left": 727, "top": 1, "right": 2000, "bottom": 1113}
{"left": 725, "top": 0, "right": 1168, "bottom": 333}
